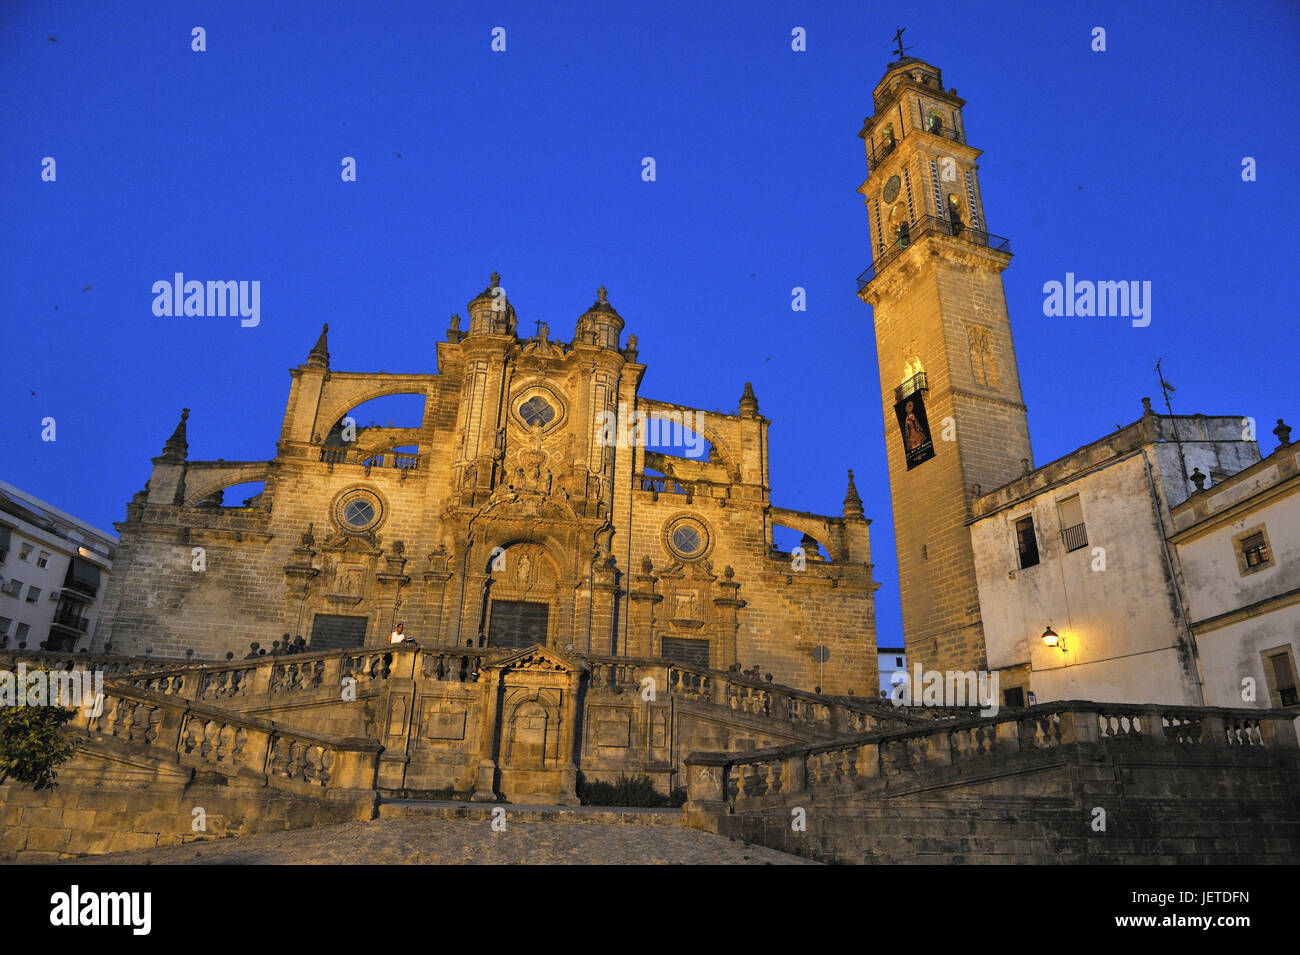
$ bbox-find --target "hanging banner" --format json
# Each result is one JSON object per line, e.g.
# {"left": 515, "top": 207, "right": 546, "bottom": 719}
{"left": 894, "top": 392, "right": 935, "bottom": 469}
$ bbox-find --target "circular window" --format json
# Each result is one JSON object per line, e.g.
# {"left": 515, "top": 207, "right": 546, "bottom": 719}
{"left": 882, "top": 175, "right": 901, "bottom": 204}
{"left": 334, "top": 488, "right": 383, "bottom": 533}
{"left": 519, "top": 396, "right": 556, "bottom": 428}
{"left": 666, "top": 517, "right": 709, "bottom": 560}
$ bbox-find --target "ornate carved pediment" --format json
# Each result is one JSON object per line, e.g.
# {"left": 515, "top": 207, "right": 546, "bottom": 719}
{"left": 489, "top": 645, "right": 589, "bottom": 675}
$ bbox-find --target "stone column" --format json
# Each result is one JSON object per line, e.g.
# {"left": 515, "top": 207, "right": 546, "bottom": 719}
{"left": 590, "top": 557, "right": 621, "bottom": 656}
{"left": 627, "top": 562, "right": 661, "bottom": 658}
{"left": 472, "top": 668, "right": 502, "bottom": 801}
{"left": 556, "top": 670, "right": 582, "bottom": 805}
{"left": 712, "top": 566, "right": 744, "bottom": 670}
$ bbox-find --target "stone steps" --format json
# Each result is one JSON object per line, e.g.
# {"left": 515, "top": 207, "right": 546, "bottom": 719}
{"left": 378, "top": 798, "right": 687, "bottom": 827}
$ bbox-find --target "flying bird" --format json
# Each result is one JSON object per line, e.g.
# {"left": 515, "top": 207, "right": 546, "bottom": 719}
{"left": 394, "top": 152, "right": 403, "bottom": 159}
{"left": 82, "top": 285, "right": 92, "bottom": 290}
{"left": 48, "top": 34, "right": 56, "bottom": 42}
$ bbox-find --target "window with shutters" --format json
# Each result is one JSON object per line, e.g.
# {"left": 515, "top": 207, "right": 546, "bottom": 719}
{"left": 929, "top": 159, "right": 944, "bottom": 219}
{"left": 1015, "top": 516, "right": 1040, "bottom": 569}
{"left": 1263, "top": 648, "right": 1299, "bottom": 707}
{"left": 1233, "top": 525, "right": 1273, "bottom": 576}
{"left": 1057, "top": 495, "right": 1088, "bottom": 552}
{"left": 964, "top": 169, "right": 983, "bottom": 230}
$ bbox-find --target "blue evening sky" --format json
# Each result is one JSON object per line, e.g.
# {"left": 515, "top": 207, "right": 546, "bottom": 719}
{"left": 2, "top": 0, "right": 1297, "bottom": 647}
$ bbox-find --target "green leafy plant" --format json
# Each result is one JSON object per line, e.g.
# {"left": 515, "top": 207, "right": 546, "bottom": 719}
{"left": 0, "top": 700, "right": 79, "bottom": 790}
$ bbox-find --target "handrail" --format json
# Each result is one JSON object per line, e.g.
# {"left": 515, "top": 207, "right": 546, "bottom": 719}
{"left": 857, "top": 215, "right": 1011, "bottom": 291}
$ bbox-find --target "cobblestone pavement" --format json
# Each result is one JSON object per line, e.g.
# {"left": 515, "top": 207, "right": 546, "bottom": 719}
{"left": 66, "top": 818, "right": 818, "bottom": 865}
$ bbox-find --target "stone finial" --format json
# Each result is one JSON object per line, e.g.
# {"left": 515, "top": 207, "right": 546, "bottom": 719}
{"left": 161, "top": 408, "right": 190, "bottom": 461}
{"left": 724, "top": 565, "right": 735, "bottom": 580}
{"left": 1190, "top": 467, "right": 1207, "bottom": 492}
{"left": 738, "top": 381, "right": 759, "bottom": 418}
{"left": 300, "top": 522, "right": 315, "bottom": 548}
{"left": 597, "top": 285, "right": 608, "bottom": 304}
{"left": 1274, "top": 418, "right": 1292, "bottom": 448}
{"left": 1021, "top": 457, "right": 1031, "bottom": 476}
{"left": 1141, "top": 396, "right": 1153, "bottom": 416}
{"left": 307, "top": 323, "right": 330, "bottom": 369}
{"left": 641, "top": 556, "right": 653, "bottom": 575}
{"left": 490, "top": 270, "right": 501, "bottom": 289}
{"left": 449, "top": 313, "right": 461, "bottom": 331}
{"left": 843, "top": 469, "right": 864, "bottom": 519}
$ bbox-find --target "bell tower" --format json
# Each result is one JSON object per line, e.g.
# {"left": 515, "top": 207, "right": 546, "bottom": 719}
{"left": 856, "top": 54, "right": 1033, "bottom": 674}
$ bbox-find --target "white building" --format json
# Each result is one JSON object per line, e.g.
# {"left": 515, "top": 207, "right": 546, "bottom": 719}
{"left": 877, "top": 646, "right": 907, "bottom": 699}
{"left": 0, "top": 480, "right": 117, "bottom": 653}
{"left": 968, "top": 406, "right": 1293, "bottom": 710}
{"left": 1170, "top": 430, "right": 1300, "bottom": 712}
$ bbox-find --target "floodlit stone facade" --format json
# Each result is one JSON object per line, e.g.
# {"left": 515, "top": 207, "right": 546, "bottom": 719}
{"left": 96, "top": 281, "right": 879, "bottom": 695}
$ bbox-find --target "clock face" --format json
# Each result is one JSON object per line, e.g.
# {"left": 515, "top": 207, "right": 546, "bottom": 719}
{"left": 882, "top": 175, "right": 901, "bottom": 204}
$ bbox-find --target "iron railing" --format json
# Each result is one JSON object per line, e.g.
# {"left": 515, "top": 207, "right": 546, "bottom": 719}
{"left": 857, "top": 215, "right": 1011, "bottom": 292}
{"left": 1061, "top": 523, "right": 1089, "bottom": 553}
{"left": 894, "top": 372, "right": 928, "bottom": 404}
{"left": 865, "top": 123, "right": 967, "bottom": 171}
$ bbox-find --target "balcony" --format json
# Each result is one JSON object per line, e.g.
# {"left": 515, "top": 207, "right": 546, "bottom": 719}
{"left": 894, "top": 372, "right": 928, "bottom": 404}
{"left": 1061, "top": 523, "right": 1089, "bottom": 553}
{"left": 857, "top": 215, "right": 1011, "bottom": 292}
{"left": 320, "top": 447, "right": 421, "bottom": 470}
{"left": 51, "top": 605, "right": 91, "bottom": 634}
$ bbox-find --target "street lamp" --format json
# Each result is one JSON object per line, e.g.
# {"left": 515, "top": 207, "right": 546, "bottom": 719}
{"left": 1041, "top": 625, "right": 1065, "bottom": 653}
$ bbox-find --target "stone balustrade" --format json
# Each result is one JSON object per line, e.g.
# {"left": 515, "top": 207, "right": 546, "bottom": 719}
{"left": 70, "top": 681, "right": 381, "bottom": 797}
{"left": 685, "top": 700, "right": 1300, "bottom": 816}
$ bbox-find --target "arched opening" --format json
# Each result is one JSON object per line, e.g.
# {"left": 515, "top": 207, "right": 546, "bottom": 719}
{"left": 947, "top": 193, "right": 965, "bottom": 236}
{"left": 323, "top": 393, "right": 426, "bottom": 468}
{"left": 771, "top": 524, "right": 830, "bottom": 565}
{"left": 926, "top": 111, "right": 944, "bottom": 135}
{"left": 195, "top": 481, "right": 266, "bottom": 508}
{"left": 889, "top": 204, "right": 910, "bottom": 249}
{"left": 482, "top": 542, "right": 560, "bottom": 650}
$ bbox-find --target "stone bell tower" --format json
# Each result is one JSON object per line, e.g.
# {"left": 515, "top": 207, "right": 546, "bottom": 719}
{"left": 856, "top": 54, "right": 1033, "bottom": 673}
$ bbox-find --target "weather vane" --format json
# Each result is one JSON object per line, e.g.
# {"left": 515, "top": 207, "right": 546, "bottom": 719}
{"left": 892, "top": 27, "right": 912, "bottom": 60}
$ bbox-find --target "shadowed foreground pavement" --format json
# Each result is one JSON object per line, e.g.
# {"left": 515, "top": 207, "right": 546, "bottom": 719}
{"left": 62, "top": 817, "right": 817, "bottom": 865}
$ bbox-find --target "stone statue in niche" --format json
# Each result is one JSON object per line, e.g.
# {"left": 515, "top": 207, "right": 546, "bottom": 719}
{"left": 675, "top": 590, "right": 699, "bottom": 619}
{"left": 333, "top": 563, "right": 364, "bottom": 597}
{"left": 517, "top": 553, "right": 532, "bottom": 586}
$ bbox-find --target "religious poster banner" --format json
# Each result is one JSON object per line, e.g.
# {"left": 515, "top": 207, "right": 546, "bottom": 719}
{"left": 894, "top": 392, "right": 935, "bottom": 469}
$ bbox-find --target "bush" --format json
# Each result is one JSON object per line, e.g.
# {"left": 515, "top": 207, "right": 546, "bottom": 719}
{"left": 576, "top": 774, "right": 686, "bottom": 808}
{"left": 0, "top": 701, "right": 78, "bottom": 790}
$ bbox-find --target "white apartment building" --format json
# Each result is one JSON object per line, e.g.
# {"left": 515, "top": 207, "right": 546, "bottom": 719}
{"left": 0, "top": 480, "right": 117, "bottom": 653}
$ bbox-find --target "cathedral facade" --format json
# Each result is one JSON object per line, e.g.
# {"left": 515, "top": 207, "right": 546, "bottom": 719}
{"left": 96, "top": 280, "right": 879, "bottom": 695}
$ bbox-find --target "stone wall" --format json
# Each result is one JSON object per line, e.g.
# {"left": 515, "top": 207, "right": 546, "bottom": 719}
{"left": 684, "top": 700, "right": 1300, "bottom": 863}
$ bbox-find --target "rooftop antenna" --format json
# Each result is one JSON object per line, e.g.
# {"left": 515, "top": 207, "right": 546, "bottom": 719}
{"left": 891, "top": 27, "right": 913, "bottom": 60}
{"left": 1155, "top": 358, "right": 1191, "bottom": 494}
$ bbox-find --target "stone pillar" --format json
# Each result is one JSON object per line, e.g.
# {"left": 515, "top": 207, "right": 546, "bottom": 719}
{"left": 590, "top": 557, "right": 621, "bottom": 656}
{"left": 627, "top": 561, "right": 661, "bottom": 658}
{"left": 472, "top": 669, "right": 502, "bottom": 801}
{"left": 712, "top": 566, "right": 744, "bottom": 670}
{"left": 556, "top": 670, "right": 582, "bottom": 805}
{"left": 423, "top": 548, "right": 453, "bottom": 647}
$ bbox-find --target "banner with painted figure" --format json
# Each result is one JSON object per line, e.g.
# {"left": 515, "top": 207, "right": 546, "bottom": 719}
{"left": 894, "top": 391, "right": 935, "bottom": 469}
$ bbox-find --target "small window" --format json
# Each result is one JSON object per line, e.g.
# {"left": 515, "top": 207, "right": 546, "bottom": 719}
{"left": 1057, "top": 495, "right": 1088, "bottom": 552}
{"left": 1242, "top": 532, "right": 1271, "bottom": 569}
{"left": 895, "top": 656, "right": 904, "bottom": 668}
{"left": 1, "top": 578, "right": 23, "bottom": 598}
{"left": 1015, "top": 516, "right": 1040, "bottom": 569}
{"left": 15, "top": 622, "right": 30, "bottom": 644}
{"left": 0, "top": 616, "right": 10, "bottom": 637}
{"left": 1264, "top": 649, "right": 1299, "bottom": 708}
{"left": 1003, "top": 687, "right": 1025, "bottom": 708}
{"left": 36, "top": 552, "right": 50, "bottom": 568}
{"left": 26, "top": 586, "right": 41, "bottom": 604}
{"left": 18, "top": 543, "right": 32, "bottom": 562}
